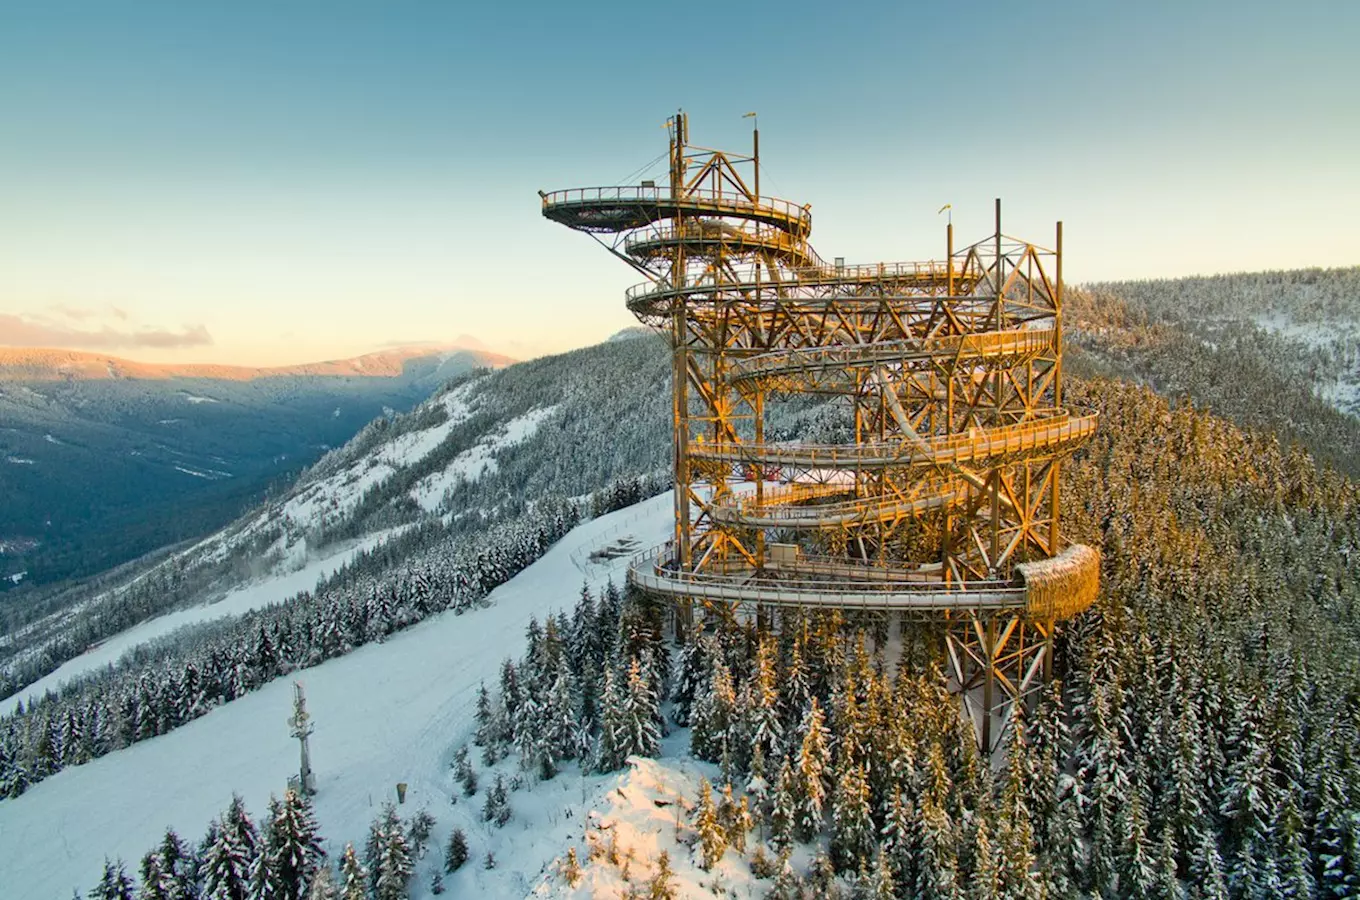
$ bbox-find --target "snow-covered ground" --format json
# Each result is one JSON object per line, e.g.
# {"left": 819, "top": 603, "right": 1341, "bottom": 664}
{"left": 0, "top": 493, "right": 674, "bottom": 900}
{"left": 12, "top": 528, "right": 406, "bottom": 712}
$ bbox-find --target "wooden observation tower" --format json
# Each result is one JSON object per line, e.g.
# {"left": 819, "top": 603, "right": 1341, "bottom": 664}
{"left": 542, "top": 113, "right": 1100, "bottom": 751}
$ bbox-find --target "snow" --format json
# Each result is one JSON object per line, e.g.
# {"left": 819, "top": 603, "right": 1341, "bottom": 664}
{"left": 12, "top": 529, "right": 407, "bottom": 710}
{"left": 410, "top": 405, "right": 559, "bottom": 512}
{"left": 173, "top": 465, "right": 217, "bottom": 479}
{"left": 529, "top": 755, "right": 768, "bottom": 900}
{"left": 259, "top": 379, "right": 488, "bottom": 538}
{"left": 0, "top": 493, "right": 674, "bottom": 900}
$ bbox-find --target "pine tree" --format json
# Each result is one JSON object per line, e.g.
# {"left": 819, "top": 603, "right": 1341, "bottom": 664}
{"left": 203, "top": 797, "right": 259, "bottom": 900}
{"left": 155, "top": 829, "right": 194, "bottom": 900}
{"left": 793, "top": 697, "right": 830, "bottom": 841}
{"left": 594, "top": 665, "right": 629, "bottom": 772}
{"left": 1273, "top": 791, "right": 1315, "bottom": 900}
{"left": 337, "top": 844, "right": 366, "bottom": 900}
{"left": 646, "top": 850, "right": 677, "bottom": 900}
{"left": 559, "top": 846, "right": 581, "bottom": 887}
{"left": 694, "top": 779, "right": 727, "bottom": 871}
{"left": 481, "top": 774, "right": 511, "bottom": 826}
{"left": 621, "top": 655, "right": 661, "bottom": 761}
{"left": 453, "top": 746, "right": 478, "bottom": 797}
{"left": 744, "top": 637, "right": 782, "bottom": 766}
{"left": 1190, "top": 832, "right": 1229, "bottom": 900}
{"left": 444, "top": 828, "right": 469, "bottom": 873}
{"left": 1152, "top": 827, "right": 1185, "bottom": 900}
{"left": 830, "top": 761, "right": 874, "bottom": 873}
{"left": 267, "top": 789, "right": 326, "bottom": 900}
{"left": 304, "top": 866, "right": 338, "bottom": 900}
{"left": 1220, "top": 695, "right": 1276, "bottom": 899}
{"left": 406, "top": 810, "right": 436, "bottom": 860}
{"left": 1116, "top": 787, "right": 1156, "bottom": 900}
{"left": 88, "top": 857, "right": 136, "bottom": 900}
{"left": 689, "top": 654, "right": 737, "bottom": 764}
{"left": 768, "top": 758, "right": 797, "bottom": 851}
{"left": 970, "top": 814, "right": 1001, "bottom": 900}
{"left": 880, "top": 789, "right": 914, "bottom": 890}
{"left": 138, "top": 851, "right": 166, "bottom": 900}
{"left": 365, "top": 804, "right": 412, "bottom": 900}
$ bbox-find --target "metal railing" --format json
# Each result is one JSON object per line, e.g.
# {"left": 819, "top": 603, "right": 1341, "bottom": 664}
{"left": 626, "top": 542, "right": 1027, "bottom": 611}
{"left": 710, "top": 476, "right": 966, "bottom": 527}
{"left": 687, "top": 411, "right": 1098, "bottom": 470}
{"left": 540, "top": 185, "right": 812, "bottom": 233}
{"left": 728, "top": 328, "right": 1057, "bottom": 383}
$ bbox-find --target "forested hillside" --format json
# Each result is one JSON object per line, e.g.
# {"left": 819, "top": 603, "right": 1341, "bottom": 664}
{"left": 5, "top": 271, "right": 1360, "bottom": 898}
{"left": 0, "top": 347, "right": 506, "bottom": 590}
{"left": 50, "top": 374, "right": 1360, "bottom": 900}
{"left": 1069, "top": 266, "right": 1360, "bottom": 476}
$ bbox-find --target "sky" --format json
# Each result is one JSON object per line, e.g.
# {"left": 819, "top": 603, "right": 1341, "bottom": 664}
{"left": 1, "top": 0, "right": 1356, "bottom": 366}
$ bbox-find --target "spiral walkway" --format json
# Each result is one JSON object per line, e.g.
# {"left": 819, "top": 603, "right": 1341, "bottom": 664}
{"left": 541, "top": 115, "right": 1099, "bottom": 621}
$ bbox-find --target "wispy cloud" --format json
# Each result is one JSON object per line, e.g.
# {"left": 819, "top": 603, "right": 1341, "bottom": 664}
{"left": 0, "top": 314, "right": 213, "bottom": 350}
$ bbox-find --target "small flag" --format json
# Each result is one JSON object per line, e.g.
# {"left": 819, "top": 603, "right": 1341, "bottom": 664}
{"left": 938, "top": 203, "right": 952, "bottom": 214}
{"left": 743, "top": 112, "right": 757, "bottom": 118}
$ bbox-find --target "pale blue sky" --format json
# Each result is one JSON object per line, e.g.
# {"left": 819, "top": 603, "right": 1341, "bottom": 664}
{"left": 1, "top": 1, "right": 1356, "bottom": 364}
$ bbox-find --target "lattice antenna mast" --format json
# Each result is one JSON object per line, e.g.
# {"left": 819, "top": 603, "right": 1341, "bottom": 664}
{"left": 288, "top": 681, "right": 317, "bottom": 795}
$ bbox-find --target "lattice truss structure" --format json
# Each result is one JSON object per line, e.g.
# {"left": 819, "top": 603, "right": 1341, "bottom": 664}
{"left": 543, "top": 113, "right": 1100, "bottom": 750}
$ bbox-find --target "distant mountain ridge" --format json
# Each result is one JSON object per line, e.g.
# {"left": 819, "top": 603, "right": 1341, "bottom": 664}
{"left": 0, "top": 344, "right": 515, "bottom": 590}
{"left": 0, "top": 344, "right": 515, "bottom": 382}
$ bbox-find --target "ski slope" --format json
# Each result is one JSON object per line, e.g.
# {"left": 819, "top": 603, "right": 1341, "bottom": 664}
{"left": 0, "top": 493, "right": 673, "bottom": 900}
{"left": 12, "top": 529, "right": 405, "bottom": 711}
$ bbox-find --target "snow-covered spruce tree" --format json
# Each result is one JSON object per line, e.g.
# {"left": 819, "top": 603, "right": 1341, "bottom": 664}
{"left": 405, "top": 809, "right": 436, "bottom": 860}
{"left": 643, "top": 848, "right": 678, "bottom": 899}
{"left": 879, "top": 789, "right": 915, "bottom": 890}
{"left": 1076, "top": 682, "right": 1128, "bottom": 897}
{"left": 152, "top": 828, "right": 195, "bottom": 900}
{"left": 262, "top": 789, "right": 326, "bottom": 900}
{"left": 689, "top": 651, "right": 736, "bottom": 765}
{"left": 970, "top": 813, "right": 1001, "bottom": 900}
{"left": 996, "top": 713, "right": 1039, "bottom": 900}
{"left": 792, "top": 697, "right": 830, "bottom": 842}
{"left": 364, "top": 803, "right": 412, "bottom": 900}
{"left": 472, "top": 682, "right": 495, "bottom": 750}
{"left": 620, "top": 654, "right": 661, "bottom": 760}
{"left": 543, "top": 668, "right": 580, "bottom": 766}
{"left": 304, "top": 866, "right": 338, "bottom": 900}
{"left": 693, "top": 779, "right": 727, "bottom": 871}
{"left": 202, "top": 796, "right": 260, "bottom": 900}
{"left": 1220, "top": 694, "right": 1278, "bottom": 898}
{"left": 444, "top": 828, "right": 469, "bottom": 874}
{"left": 767, "top": 757, "right": 797, "bottom": 851}
{"left": 830, "top": 761, "right": 874, "bottom": 874}
{"left": 1116, "top": 786, "right": 1156, "bottom": 900}
{"left": 337, "top": 844, "right": 366, "bottom": 900}
{"left": 669, "top": 625, "right": 707, "bottom": 727}
{"left": 481, "top": 774, "right": 511, "bottom": 827}
{"left": 741, "top": 636, "right": 782, "bottom": 773}
{"left": 88, "top": 857, "right": 136, "bottom": 900}
{"left": 453, "top": 746, "right": 477, "bottom": 797}
{"left": 594, "top": 664, "right": 629, "bottom": 772}
{"left": 137, "top": 851, "right": 165, "bottom": 900}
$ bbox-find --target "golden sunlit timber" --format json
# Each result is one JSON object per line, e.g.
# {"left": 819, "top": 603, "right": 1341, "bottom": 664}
{"left": 543, "top": 113, "right": 1099, "bottom": 750}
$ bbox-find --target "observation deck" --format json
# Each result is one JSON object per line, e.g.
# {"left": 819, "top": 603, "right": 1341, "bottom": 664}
{"left": 541, "top": 186, "right": 812, "bottom": 236}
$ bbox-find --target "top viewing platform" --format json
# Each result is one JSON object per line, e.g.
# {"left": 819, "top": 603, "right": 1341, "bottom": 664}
{"left": 540, "top": 185, "right": 812, "bottom": 237}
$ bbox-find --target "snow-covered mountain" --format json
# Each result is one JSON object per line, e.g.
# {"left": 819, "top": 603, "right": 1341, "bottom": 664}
{"left": 2, "top": 334, "right": 670, "bottom": 706}
{"left": 0, "top": 344, "right": 514, "bottom": 591}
